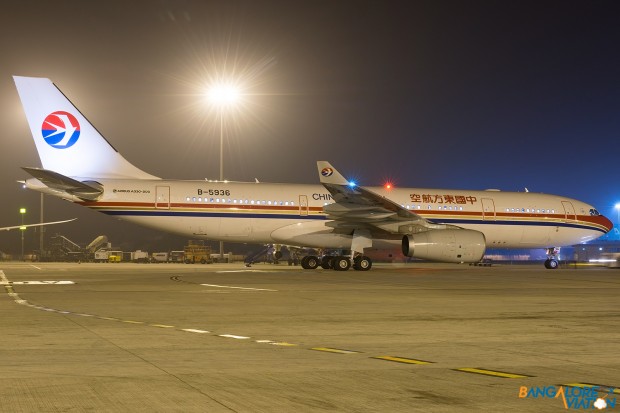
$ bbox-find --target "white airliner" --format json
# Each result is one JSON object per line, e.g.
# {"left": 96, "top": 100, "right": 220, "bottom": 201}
{"left": 13, "top": 76, "right": 613, "bottom": 270}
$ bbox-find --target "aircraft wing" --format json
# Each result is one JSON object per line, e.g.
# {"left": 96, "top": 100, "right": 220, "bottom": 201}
{"left": 0, "top": 218, "right": 77, "bottom": 232}
{"left": 22, "top": 167, "right": 103, "bottom": 201}
{"left": 317, "top": 161, "right": 445, "bottom": 234}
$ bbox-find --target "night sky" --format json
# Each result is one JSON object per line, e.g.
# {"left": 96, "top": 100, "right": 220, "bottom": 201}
{"left": 2, "top": 0, "right": 620, "bottom": 254}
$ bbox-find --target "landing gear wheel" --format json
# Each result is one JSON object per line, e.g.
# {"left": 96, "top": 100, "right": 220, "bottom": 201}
{"left": 320, "top": 256, "right": 333, "bottom": 269}
{"left": 544, "top": 259, "right": 559, "bottom": 269}
{"left": 353, "top": 256, "right": 372, "bottom": 271}
{"left": 333, "top": 256, "right": 351, "bottom": 271}
{"left": 274, "top": 251, "right": 283, "bottom": 260}
{"left": 301, "top": 255, "right": 319, "bottom": 270}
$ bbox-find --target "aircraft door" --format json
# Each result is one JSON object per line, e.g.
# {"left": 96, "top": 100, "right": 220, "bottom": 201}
{"left": 481, "top": 198, "right": 496, "bottom": 220}
{"left": 561, "top": 201, "right": 576, "bottom": 221}
{"left": 299, "top": 195, "right": 309, "bottom": 216}
{"left": 155, "top": 186, "right": 170, "bottom": 209}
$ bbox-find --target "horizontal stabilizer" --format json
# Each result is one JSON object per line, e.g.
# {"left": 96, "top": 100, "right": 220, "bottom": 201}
{"left": 22, "top": 167, "right": 103, "bottom": 201}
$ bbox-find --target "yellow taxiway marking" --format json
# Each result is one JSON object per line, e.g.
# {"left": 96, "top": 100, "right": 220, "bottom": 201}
{"left": 121, "top": 320, "right": 144, "bottom": 324}
{"left": 311, "top": 347, "right": 361, "bottom": 354}
{"left": 270, "top": 342, "right": 297, "bottom": 347}
{"left": 373, "top": 356, "right": 434, "bottom": 365}
{"left": 563, "top": 383, "right": 620, "bottom": 394}
{"left": 150, "top": 324, "right": 175, "bottom": 328}
{"left": 455, "top": 368, "right": 531, "bottom": 379}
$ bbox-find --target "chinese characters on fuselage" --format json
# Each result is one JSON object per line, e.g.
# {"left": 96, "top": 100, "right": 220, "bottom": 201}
{"left": 409, "top": 194, "right": 477, "bottom": 204}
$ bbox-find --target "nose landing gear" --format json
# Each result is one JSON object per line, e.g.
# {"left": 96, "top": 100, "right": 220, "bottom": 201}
{"left": 544, "top": 247, "right": 560, "bottom": 269}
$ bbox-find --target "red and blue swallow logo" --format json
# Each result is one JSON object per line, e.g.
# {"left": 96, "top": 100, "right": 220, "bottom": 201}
{"left": 41, "top": 111, "right": 81, "bottom": 149}
{"left": 321, "top": 167, "right": 333, "bottom": 177}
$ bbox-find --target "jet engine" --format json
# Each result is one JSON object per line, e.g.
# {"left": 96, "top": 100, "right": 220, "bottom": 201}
{"left": 402, "top": 229, "right": 486, "bottom": 263}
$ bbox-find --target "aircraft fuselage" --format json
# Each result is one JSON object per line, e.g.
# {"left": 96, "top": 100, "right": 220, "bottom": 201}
{"left": 26, "top": 178, "right": 610, "bottom": 250}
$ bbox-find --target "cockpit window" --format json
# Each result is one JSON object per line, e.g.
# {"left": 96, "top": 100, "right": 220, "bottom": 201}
{"left": 589, "top": 208, "right": 600, "bottom": 216}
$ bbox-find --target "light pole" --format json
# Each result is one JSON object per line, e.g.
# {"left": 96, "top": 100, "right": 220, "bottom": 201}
{"left": 208, "top": 82, "right": 241, "bottom": 263}
{"left": 40, "top": 193, "right": 44, "bottom": 260}
{"left": 20, "top": 208, "right": 26, "bottom": 261}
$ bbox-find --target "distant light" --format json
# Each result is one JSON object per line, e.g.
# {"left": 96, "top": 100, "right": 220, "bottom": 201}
{"left": 207, "top": 83, "right": 241, "bottom": 107}
{"left": 384, "top": 182, "right": 393, "bottom": 190}
{"left": 615, "top": 203, "right": 620, "bottom": 210}
{"left": 19, "top": 208, "right": 26, "bottom": 214}
{"left": 348, "top": 181, "right": 357, "bottom": 188}
{"left": 19, "top": 226, "right": 26, "bottom": 231}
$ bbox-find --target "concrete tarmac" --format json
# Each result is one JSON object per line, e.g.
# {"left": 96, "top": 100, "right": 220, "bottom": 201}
{"left": 0, "top": 261, "right": 619, "bottom": 412}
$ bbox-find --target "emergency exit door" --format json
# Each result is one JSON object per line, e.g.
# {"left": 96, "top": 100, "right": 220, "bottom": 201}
{"left": 299, "top": 195, "right": 309, "bottom": 216}
{"left": 156, "top": 186, "right": 170, "bottom": 209}
{"left": 561, "top": 201, "right": 576, "bottom": 221}
{"left": 481, "top": 198, "right": 496, "bottom": 220}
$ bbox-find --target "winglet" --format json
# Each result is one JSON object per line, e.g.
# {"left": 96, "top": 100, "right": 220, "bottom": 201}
{"left": 317, "top": 161, "right": 349, "bottom": 185}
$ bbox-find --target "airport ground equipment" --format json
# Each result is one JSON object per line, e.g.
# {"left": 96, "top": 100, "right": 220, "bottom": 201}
{"left": 127, "top": 250, "right": 149, "bottom": 263}
{"left": 48, "top": 233, "right": 82, "bottom": 261}
{"left": 108, "top": 251, "right": 122, "bottom": 263}
{"left": 170, "top": 251, "right": 184, "bottom": 263}
{"left": 184, "top": 240, "right": 212, "bottom": 264}
{"left": 94, "top": 249, "right": 111, "bottom": 262}
{"left": 86, "top": 235, "right": 108, "bottom": 253}
{"left": 151, "top": 252, "right": 169, "bottom": 263}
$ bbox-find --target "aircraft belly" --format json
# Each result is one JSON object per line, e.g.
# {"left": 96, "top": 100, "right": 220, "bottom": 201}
{"left": 270, "top": 220, "right": 353, "bottom": 249}
{"left": 462, "top": 222, "right": 601, "bottom": 248}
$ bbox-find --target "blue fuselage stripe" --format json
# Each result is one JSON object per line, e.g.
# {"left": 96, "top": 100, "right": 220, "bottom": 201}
{"left": 101, "top": 210, "right": 326, "bottom": 220}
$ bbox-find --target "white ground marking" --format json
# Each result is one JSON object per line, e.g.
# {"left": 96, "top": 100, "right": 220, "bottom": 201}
{"left": 182, "top": 329, "right": 210, "bottom": 334}
{"left": 29, "top": 264, "right": 42, "bottom": 270}
{"left": 0, "top": 280, "right": 75, "bottom": 285}
{"left": 218, "top": 334, "right": 251, "bottom": 340}
{"left": 1, "top": 270, "right": 297, "bottom": 350}
{"left": 200, "top": 284, "right": 277, "bottom": 292}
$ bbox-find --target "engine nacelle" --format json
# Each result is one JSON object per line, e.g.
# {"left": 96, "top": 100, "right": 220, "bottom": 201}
{"left": 401, "top": 229, "right": 486, "bottom": 263}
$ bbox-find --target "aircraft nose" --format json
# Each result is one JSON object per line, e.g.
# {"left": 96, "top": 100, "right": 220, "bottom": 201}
{"left": 601, "top": 215, "right": 614, "bottom": 233}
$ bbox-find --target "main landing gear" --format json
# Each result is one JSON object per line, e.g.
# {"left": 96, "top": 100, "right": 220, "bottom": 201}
{"left": 300, "top": 253, "right": 372, "bottom": 271}
{"left": 544, "top": 247, "right": 560, "bottom": 269}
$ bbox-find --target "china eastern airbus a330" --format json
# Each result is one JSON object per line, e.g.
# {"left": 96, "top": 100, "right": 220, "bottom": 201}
{"left": 13, "top": 76, "right": 612, "bottom": 270}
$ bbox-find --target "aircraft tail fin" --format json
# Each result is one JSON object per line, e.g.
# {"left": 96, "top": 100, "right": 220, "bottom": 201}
{"left": 13, "top": 76, "right": 158, "bottom": 180}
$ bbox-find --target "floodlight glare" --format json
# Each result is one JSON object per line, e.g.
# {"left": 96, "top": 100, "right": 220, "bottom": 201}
{"left": 208, "top": 83, "right": 240, "bottom": 106}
